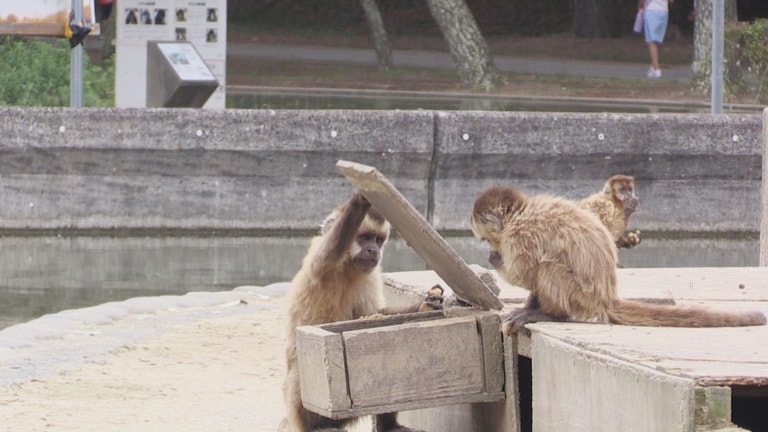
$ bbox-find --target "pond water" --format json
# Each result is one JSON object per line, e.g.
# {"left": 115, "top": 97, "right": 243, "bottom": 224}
{"left": 0, "top": 235, "right": 758, "bottom": 330}
{"left": 226, "top": 88, "right": 763, "bottom": 113}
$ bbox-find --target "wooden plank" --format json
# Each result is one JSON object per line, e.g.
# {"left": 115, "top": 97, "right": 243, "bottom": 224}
{"left": 477, "top": 313, "right": 504, "bottom": 393}
{"left": 315, "top": 391, "right": 506, "bottom": 419}
{"left": 336, "top": 159, "right": 502, "bottom": 310}
{"left": 503, "top": 335, "right": 522, "bottom": 432}
{"left": 295, "top": 325, "right": 350, "bottom": 415}
{"left": 0, "top": 23, "right": 64, "bottom": 37}
{"left": 0, "top": 22, "right": 100, "bottom": 37}
{"left": 525, "top": 302, "right": 768, "bottom": 386}
{"left": 343, "top": 316, "right": 485, "bottom": 408}
{"left": 318, "top": 310, "right": 444, "bottom": 334}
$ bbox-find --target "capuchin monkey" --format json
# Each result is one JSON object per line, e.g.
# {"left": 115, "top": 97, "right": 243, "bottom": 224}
{"left": 579, "top": 175, "right": 641, "bottom": 249}
{"left": 470, "top": 185, "right": 767, "bottom": 336}
{"left": 281, "top": 192, "right": 442, "bottom": 432}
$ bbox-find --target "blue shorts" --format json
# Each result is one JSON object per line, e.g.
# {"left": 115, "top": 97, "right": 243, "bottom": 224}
{"left": 644, "top": 10, "right": 668, "bottom": 44}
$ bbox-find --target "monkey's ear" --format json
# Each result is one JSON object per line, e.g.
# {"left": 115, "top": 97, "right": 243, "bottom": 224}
{"left": 481, "top": 213, "right": 504, "bottom": 232}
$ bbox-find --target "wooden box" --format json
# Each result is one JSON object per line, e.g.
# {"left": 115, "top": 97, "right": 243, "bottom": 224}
{"left": 296, "top": 311, "right": 505, "bottom": 419}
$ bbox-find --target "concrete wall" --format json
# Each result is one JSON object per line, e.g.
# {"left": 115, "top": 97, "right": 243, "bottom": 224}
{"left": 0, "top": 107, "right": 762, "bottom": 233}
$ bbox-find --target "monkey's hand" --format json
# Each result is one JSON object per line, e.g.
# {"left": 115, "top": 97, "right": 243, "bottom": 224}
{"left": 617, "top": 229, "right": 642, "bottom": 249}
{"left": 501, "top": 307, "right": 568, "bottom": 337}
{"left": 417, "top": 284, "right": 445, "bottom": 312}
{"left": 624, "top": 196, "right": 639, "bottom": 218}
{"left": 350, "top": 191, "right": 372, "bottom": 210}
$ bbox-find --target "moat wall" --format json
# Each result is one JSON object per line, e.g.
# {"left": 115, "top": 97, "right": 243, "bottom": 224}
{"left": 0, "top": 107, "right": 762, "bottom": 234}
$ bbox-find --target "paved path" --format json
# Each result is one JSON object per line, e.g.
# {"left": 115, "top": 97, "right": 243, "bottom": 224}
{"left": 228, "top": 42, "right": 692, "bottom": 83}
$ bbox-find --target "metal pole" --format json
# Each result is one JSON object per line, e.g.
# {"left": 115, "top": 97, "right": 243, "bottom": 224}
{"left": 711, "top": 0, "right": 724, "bottom": 113}
{"left": 70, "top": 0, "right": 84, "bottom": 108}
{"left": 760, "top": 108, "right": 768, "bottom": 266}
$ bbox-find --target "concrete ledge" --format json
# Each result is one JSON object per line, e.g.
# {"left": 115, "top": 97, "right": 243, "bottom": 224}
{"left": 0, "top": 107, "right": 433, "bottom": 231}
{"left": 0, "top": 107, "right": 762, "bottom": 233}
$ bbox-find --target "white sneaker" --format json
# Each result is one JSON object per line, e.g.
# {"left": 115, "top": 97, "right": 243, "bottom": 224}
{"left": 646, "top": 68, "right": 662, "bottom": 79}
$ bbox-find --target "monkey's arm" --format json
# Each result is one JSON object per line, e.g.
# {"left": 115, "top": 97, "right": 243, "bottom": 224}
{"left": 500, "top": 294, "right": 570, "bottom": 336}
{"left": 315, "top": 193, "right": 371, "bottom": 267}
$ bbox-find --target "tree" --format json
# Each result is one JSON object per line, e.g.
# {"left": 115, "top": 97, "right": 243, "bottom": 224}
{"left": 424, "top": 0, "right": 501, "bottom": 91}
{"left": 359, "top": 0, "right": 393, "bottom": 71}
{"left": 691, "top": 0, "right": 738, "bottom": 92}
{"left": 572, "top": 0, "right": 622, "bottom": 38}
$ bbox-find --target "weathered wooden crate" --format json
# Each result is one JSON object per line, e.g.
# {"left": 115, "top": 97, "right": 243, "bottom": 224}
{"left": 296, "top": 310, "right": 505, "bottom": 419}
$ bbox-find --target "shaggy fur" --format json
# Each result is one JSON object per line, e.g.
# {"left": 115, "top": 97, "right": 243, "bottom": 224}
{"left": 281, "top": 193, "right": 427, "bottom": 432}
{"left": 470, "top": 185, "right": 767, "bottom": 335}
{"left": 578, "top": 174, "right": 641, "bottom": 249}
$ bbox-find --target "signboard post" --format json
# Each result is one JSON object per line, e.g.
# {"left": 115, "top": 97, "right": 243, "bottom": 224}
{"left": 71, "top": 0, "right": 85, "bottom": 107}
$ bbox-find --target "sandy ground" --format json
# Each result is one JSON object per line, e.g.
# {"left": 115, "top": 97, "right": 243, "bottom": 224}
{"left": 0, "top": 285, "right": 292, "bottom": 432}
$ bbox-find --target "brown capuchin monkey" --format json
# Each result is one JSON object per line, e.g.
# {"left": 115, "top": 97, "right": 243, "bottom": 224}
{"left": 281, "top": 192, "right": 442, "bottom": 432}
{"left": 470, "top": 185, "right": 767, "bottom": 336}
{"left": 579, "top": 174, "right": 641, "bottom": 249}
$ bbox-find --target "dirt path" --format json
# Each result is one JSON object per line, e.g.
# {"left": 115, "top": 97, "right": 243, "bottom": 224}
{"left": 0, "top": 287, "right": 288, "bottom": 432}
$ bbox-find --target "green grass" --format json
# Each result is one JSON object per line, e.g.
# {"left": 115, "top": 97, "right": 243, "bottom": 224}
{"left": 0, "top": 37, "right": 114, "bottom": 107}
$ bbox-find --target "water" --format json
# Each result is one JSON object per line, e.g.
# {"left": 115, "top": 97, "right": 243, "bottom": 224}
{"left": 0, "top": 235, "right": 758, "bottom": 330}
{"left": 226, "top": 88, "right": 763, "bottom": 113}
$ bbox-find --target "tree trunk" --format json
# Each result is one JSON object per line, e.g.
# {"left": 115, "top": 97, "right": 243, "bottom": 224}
{"left": 572, "top": 0, "right": 621, "bottom": 38}
{"left": 691, "top": 0, "right": 738, "bottom": 92}
{"left": 425, "top": 0, "right": 501, "bottom": 91}
{"left": 359, "top": 0, "right": 393, "bottom": 71}
{"left": 98, "top": 0, "right": 117, "bottom": 62}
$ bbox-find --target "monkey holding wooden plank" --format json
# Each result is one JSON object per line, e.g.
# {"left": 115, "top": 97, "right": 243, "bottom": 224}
{"left": 470, "top": 185, "right": 767, "bottom": 336}
{"left": 281, "top": 192, "right": 442, "bottom": 432}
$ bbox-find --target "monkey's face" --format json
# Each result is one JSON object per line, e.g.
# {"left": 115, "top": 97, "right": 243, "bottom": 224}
{"left": 488, "top": 250, "right": 503, "bottom": 268}
{"left": 350, "top": 230, "right": 387, "bottom": 272}
{"left": 609, "top": 176, "right": 639, "bottom": 210}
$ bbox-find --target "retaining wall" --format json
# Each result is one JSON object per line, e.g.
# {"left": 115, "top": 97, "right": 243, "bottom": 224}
{"left": 0, "top": 107, "right": 762, "bottom": 233}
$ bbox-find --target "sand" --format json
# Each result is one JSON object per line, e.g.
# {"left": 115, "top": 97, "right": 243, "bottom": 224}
{"left": 0, "top": 285, "right": 291, "bottom": 432}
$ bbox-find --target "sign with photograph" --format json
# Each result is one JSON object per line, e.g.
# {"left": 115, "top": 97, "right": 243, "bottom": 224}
{"left": 115, "top": 0, "right": 226, "bottom": 109}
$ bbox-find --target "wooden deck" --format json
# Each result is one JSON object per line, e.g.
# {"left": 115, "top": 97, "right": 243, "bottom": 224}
{"left": 388, "top": 267, "right": 768, "bottom": 386}
{"left": 386, "top": 267, "right": 768, "bottom": 431}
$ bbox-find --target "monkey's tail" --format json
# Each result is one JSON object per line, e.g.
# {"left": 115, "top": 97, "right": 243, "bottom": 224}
{"left": 608, "top": 299, "right": 767, "bottom": 327}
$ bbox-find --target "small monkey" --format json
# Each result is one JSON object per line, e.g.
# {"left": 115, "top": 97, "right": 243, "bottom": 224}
{"left": 470, "top": 185, "right": 766, "bottom": 335}
{"left": 579, "top": 174, "right": 641, "bottom": 249}
{"left": 281, "top": 192, "right": 441, "bottom": 432}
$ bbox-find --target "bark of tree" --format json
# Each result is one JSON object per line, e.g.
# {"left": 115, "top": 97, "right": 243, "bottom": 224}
{"left": 572, "top": 0, "right": 621, "bottom": 38}
{"left": 98, "top": 0, "right": 117, "bottom": 62}
{"left": 691, "top": 0, "right": 738, "bottom": 92}
{"left": 359, "top": 0, "right": 393, "bottom": 71}
{"left": 425, "top": 0, "right": 501, "bottom": 91}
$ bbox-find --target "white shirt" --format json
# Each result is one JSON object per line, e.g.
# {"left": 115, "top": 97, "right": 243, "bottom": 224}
{"left": 645, "top": 0, "right": 668, "bottom": 12}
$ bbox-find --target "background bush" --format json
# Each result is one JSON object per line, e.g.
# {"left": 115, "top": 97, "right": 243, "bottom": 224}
{"left": 0, "top": 37, "right": 114, "bottom": 107}
{"left": 726, "top": 19, "right": 768, "bottom": 103}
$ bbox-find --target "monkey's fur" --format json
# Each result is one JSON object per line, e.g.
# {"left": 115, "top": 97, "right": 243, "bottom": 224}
{"left": 470, "top": 185, "right": 767, "bottom": 335}
{"left": 282, "top": 193, "right": 438, "bottom": 432}
{"left": 579, "top": 174, "right": 641, "bottom": 249}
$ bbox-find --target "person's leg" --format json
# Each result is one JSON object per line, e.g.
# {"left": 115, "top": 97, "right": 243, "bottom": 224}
{"left": 648, "top": 42, "right": 660, "bottom": 71}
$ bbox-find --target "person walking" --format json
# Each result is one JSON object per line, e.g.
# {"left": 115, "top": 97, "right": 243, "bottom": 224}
{"left": 640, "top": 0, "right": 672, "bottom": 79}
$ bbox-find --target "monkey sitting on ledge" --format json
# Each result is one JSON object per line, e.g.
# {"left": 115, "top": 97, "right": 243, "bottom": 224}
{"left": 470, "top": 185, "right": 767, "bottom": 336}
{"left": 579, "top": 174, "right": 642, "bottom": 249}
{"left": 281, "top": 192, "right": 442, "bottom": 432}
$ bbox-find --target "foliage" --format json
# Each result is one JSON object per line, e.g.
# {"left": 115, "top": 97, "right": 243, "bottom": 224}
{"left": 0, "top": 37, "right": 114, "bottom": 107}
{"left": 726, "top": 19, "right": 768, "bottom": 103}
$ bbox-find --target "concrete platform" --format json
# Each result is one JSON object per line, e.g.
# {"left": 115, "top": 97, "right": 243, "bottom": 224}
{"left": 384, "top": 267, "right": 768, "bottom": 432}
